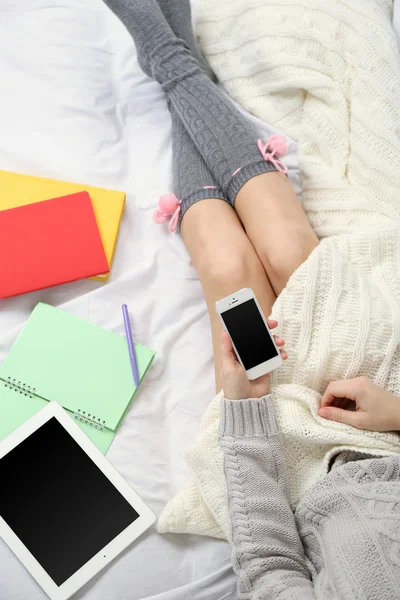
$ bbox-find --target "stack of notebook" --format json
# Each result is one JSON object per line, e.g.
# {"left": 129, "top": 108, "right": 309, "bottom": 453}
{"left": 0, "top": 170, "right": 126, "bottom": 299}
{"left": 0, "top": 303, "right": 156, "bottom": 454}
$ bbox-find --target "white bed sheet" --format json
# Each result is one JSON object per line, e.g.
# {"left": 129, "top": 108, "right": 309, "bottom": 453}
{"left": 1, "top": 1, "right": 397, "bottom": 599}
{"left": 0, "top": 2, "right": 236, "bottom": 599}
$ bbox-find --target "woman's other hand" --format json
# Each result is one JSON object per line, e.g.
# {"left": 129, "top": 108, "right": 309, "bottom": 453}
{"left": 220, "top": 319, "right": 287, "bottom": 400}
{"left": 319, "top": 376, "right": 400, "bottom": 432}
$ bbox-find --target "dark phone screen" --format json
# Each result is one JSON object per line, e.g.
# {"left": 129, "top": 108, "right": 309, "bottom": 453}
{"left": 0, "top": 418, "right": 139, "bottom": 586}
{"left": 221, "top": 299, "right": 278, "bottom": 370}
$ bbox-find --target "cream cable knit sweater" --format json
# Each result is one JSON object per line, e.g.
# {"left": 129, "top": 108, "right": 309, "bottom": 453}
{"left": 158, "top": 0, "right": 400, "bottom": 538}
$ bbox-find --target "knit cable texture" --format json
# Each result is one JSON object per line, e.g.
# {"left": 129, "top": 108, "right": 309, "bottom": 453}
{"left": 158, "top": 0, "right": 400, "bottom": 538}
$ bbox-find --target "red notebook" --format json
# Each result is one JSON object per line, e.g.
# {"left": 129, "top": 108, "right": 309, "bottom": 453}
{"left": 0, "top": 191, "right": 110, "bottom": 299}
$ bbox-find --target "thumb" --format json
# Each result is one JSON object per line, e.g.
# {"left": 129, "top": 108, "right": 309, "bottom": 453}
{"left": 319, "top": 406, "right": 364, "bottom": 428}
{"left": 220, "top": 331, "right": 239, "bottom": 372}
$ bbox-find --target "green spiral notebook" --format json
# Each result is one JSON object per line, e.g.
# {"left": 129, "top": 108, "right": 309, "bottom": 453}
{"left": 0, "top": 303, "right": 155, "bottom": 454}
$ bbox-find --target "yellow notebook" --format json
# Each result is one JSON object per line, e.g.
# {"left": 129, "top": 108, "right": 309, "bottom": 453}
{"left": 0, "top": 170, "right": 125, "bottom": 281}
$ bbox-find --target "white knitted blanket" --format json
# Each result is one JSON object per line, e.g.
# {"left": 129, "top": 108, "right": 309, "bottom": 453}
{"left": 158, "top": 0, "right": 400, "bottom": 539}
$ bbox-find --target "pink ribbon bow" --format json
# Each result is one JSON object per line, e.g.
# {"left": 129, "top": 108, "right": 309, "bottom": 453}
{"left": 153, "top": 194, "right": 181, "bottom": 233}
{"left": 258, "top": 134, "right": 288, "bottom": 175}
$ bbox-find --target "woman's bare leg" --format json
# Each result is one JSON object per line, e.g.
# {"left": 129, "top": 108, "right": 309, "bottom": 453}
{"left": 235, "top": 172, "right": 319, "bottom": 296}
{"left": 181, "top": 199, "right": 276, "bottom": 391}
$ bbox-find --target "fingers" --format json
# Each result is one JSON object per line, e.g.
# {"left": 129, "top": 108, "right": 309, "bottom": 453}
{"left": 321, "top": 379, "right": 361, "bottom": 407}
{"left": 272, "top": 330, "right": 288, "bottom": 360}
{"left": 267, "top": 319, "right": 278, "bottom": 329}
{"left": 331, "top": 397, "right": 356, "bottom": 411}
{"left": 318, "top": 406, "right": 366, "bottom": 429}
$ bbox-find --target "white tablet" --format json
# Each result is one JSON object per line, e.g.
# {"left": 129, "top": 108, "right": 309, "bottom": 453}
{"left": 0, "top": 401, "right": 155, "bottom": 600}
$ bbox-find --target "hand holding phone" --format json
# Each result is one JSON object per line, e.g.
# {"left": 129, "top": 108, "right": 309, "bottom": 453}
{"left": 215, "top": 288, "right": 285, "bottom": 381}
{"left": 220, "top": 322, "right": 286, "bottom": 399}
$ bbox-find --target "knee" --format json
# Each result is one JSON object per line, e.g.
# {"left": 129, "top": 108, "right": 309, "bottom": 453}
{"left": 258, "top": 223, "right": 318, "bottom": 291}
{"left": 181, "top": 198, "right": 267, "bottom": 294}
{"left": 197, "top": 242, "right": 263, "bottom": 293}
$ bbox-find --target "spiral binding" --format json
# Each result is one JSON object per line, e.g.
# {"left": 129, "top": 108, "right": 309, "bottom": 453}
{"left": 4, "top": 377, "right": 36, "bottom": 398}
{"left": 73, "top": 409, "right": 106, "bottom": 431}
{"left": 3, "top": 377, "right": 106, "bottom": 431}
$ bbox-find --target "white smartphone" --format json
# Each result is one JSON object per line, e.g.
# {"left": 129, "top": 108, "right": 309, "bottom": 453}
{"left": 215, "top": 287, "right": 283, "bottom": 379}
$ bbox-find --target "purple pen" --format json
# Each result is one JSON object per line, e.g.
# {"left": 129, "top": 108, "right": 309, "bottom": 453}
{"left": 122, "top": 304, "right": 140, "bottom": 388}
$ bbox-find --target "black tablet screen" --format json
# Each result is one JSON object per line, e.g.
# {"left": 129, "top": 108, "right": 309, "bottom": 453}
{"left": 0, "top": 418, "right": 139, "bottom": 586}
